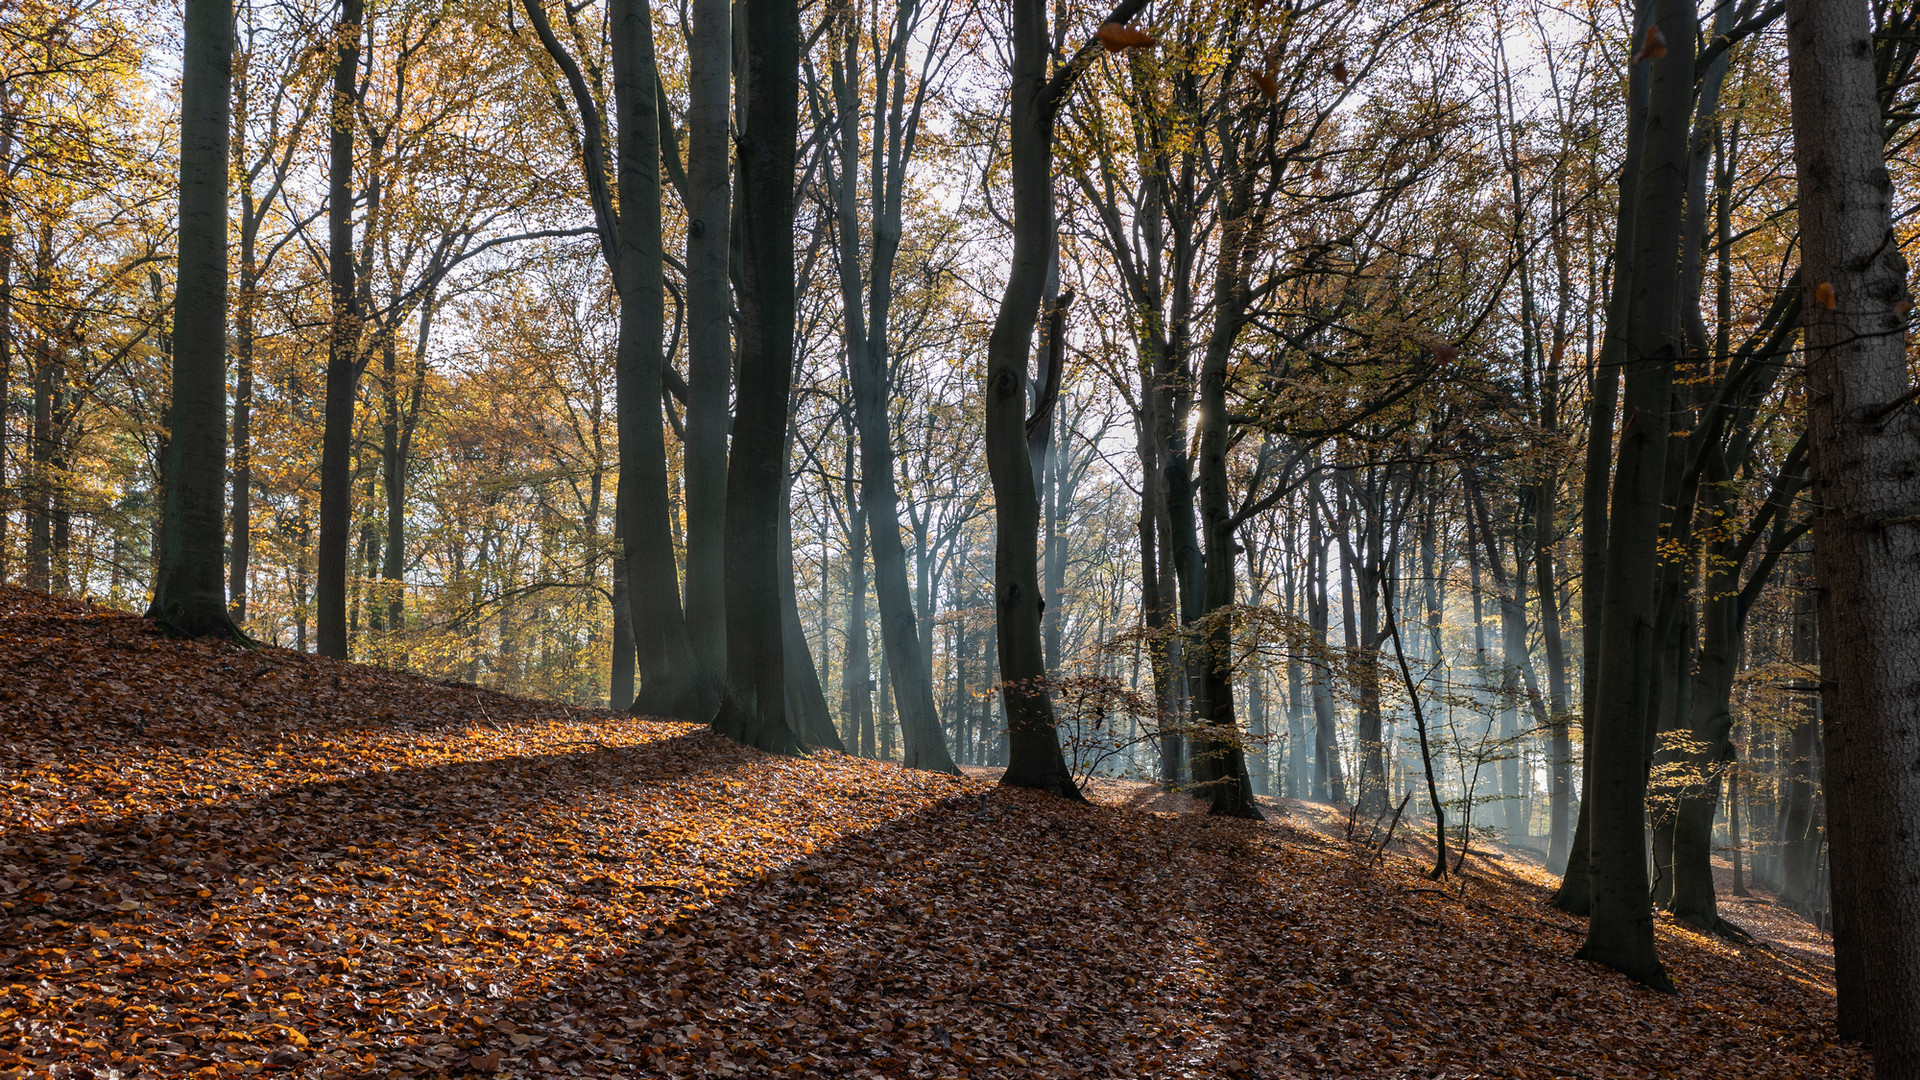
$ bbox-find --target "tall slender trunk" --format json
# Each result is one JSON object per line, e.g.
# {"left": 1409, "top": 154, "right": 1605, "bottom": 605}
{"left": 1788, "top": 0, "right": 1920, "bottom": 1056}
{"left": 149, "top": 0, "right": 238, "bottom": 638}
{"left": 781, "top": 442, "right": 843, "bottom": 749}
{"left": 611, "top": 0, "right": 705, "bottom": 721}
{"left": 1554, "top": 0, "right": 1650, "bottom": 917}
{"left": 983, "top": 0, "right": 1144, "bottom": 799}
{"left": 1778, "top": 580, "right": 1823, "bottom": 917}
{"left": 828, "top": 0, "right": 956, "bottom": 774}
{"left": 842, "top": 448, "right": 874, "bottom": 756}
{"left": 710, "top": 0, "right": 803, "bottom": 751}
{"left": 1307, "top": 490, "right": 1344, "bottom": 804}
{"left": 228, "top": 64, "right": 255, "bottom": 624}
{"left": 1577, "top": 0, "right": 1694, "bottom": 992}
{"left": 381, "top": 298, "right": 432, "bottom": 632}
{"left": 0, "top": 106, "right": 14, "bottom": 585}
{"left": 682, "top": 0, "right": 731, "bottom": 697}
{"left": 315, "top": 0, "right": 363, "bottom": 658}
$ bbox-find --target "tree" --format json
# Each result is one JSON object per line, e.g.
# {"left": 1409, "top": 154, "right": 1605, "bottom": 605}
{"left": 315, "top": 0, "right": 364, "bottom": 659}
{"left": 1576, "top": 0, "right": 1693, "bottom": 992}
{"left": 520, "top": 0, "right": 704, "bottom": 720}
{"left": 986, "top": 0, "right": 1150, "bottom": 798}
{"left": 1787, "top": 0, "right": 1920, "bottom": 1063}
{"left": 710, "top": 0, "right": 805, "bottom": 753}
{"left": 823, "top": 0, "right": 960, "bottom": 774}
{"left": 147, "top": 0, "right": 237, "bottom": 638}
{"left": 681, "top": 0, "right": 729, "bottom": 700}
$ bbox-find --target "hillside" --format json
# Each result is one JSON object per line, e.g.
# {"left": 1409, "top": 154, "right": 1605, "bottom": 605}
{"left": 0, "top": 587, "right": 1866, "bottom": 1078}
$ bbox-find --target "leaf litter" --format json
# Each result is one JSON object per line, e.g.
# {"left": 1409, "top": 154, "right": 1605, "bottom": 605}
{"left": 0, "top": 587, "right": 1867, "bottom": 1078}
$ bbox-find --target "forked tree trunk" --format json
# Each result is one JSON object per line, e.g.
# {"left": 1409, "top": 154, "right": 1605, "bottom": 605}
{"left": 149, "top": 0, "right": 238, "bottom": 639}
{"left": 1787, "top": 0, "right": 1920, "bottom": 1057}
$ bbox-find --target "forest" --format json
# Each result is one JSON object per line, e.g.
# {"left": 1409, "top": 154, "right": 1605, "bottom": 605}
{"left": 3, "top": 0, "right": 1920, "bottom": 1072}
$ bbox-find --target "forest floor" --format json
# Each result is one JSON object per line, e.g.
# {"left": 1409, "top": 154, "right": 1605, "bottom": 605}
{"left": 0, "top": 586, "right": 1867, "bottom": 1079}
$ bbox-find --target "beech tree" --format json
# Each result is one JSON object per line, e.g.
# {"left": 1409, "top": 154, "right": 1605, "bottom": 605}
{"left": 1788, "top": 0, "right": 1920, "bottom": 1064}
{"left": 147, "top": 0, "right": 236, "bottom": 638}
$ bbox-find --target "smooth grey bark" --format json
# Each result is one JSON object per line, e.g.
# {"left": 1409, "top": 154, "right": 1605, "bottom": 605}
{"left": 1306, "top": 487, "right": 1344, "bottom": 804}
{"left": 1788, "top": 0, "right": 1920, "bottom": 1059}
{"left": 840, "top": 434, "right": 875, "bottom": 756}
{"left": 612, "top": 0, "right": 706, "bottom": 721}
{"left": 149, "top": 0, "right": 238, "bottom": 639}
{"left": 826, "top": 1, "right": 957, "bottom": 773}
{"left": 1189, "top": 151, "right": 1261, "bottom": 820}
{"left": 710, "top": 0, "right": 804, "bottom": 753}
{"left": 682, "top": 0, "right": 730, "bottom": 699}
{"left": 780, "top": 447, "right": 844, "bottom": 750}
{"left": 986, "top": 0, "right": 1146, "bottom": 797}
{"left": 521, "top": 0, "right": 702, "bottom": 719}
{"left": 1577, "top": 0, "right": 1693, "bottom": 993}
{"left": 315, "top": 0, "right": 363, "bottom": 658}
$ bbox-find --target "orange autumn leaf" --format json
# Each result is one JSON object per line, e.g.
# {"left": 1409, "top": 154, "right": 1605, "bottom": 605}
{"left": 0, "top": 586, "right": 1872, "bottom": 1080}
{"left": 1632, "top": 23, "right": 1667, "bottom": 64}
{"left": 1096, "top": 22, "right": 1156, "bottom": 52}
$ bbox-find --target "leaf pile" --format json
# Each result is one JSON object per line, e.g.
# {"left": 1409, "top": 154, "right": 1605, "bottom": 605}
{"left": 0, "top": 587, "right": 1868, "bottom": 1078}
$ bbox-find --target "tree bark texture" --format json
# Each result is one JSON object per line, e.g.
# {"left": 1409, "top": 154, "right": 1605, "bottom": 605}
{"left": 682, "top": 0, "right": 731, "bottom": 700}
{"left": 1788, "top": 0, "right": 1920, "bottom": 1059}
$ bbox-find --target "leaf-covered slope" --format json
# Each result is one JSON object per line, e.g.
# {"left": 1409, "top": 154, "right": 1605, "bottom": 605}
{"left": 0, "top": 587, "right": 1864, "bottom": 1078}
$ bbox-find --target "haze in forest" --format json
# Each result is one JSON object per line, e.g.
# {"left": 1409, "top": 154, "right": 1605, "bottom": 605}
{"left": 3, "top": 0, "right": 1920, "bottom": 1074}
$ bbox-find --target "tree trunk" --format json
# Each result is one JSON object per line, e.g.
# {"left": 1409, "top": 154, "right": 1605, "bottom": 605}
{"left": 1554, "top": 0, "right": 1650, "bottom": 916}
{"left": 1577, "top": 0, "right": 1693, "bottom": 992}
{"left": 610, "top": 520, "right": 635, "bottom": 709}
{"left": 0, "top": 107, "right": 11, "bottom": 585}
{"left": 610, "top": 0, "right": 705, "bottom": 722}
{"left": 841, "top": 454, "right": 874, "bottom": 756}
{"left": 1307, "top": 491, "right": 1344, "bottom": 804}
{"left": 1788, "top": 0, "right": 1920, "bottom": 1056}
{"left": 148, "top": 0, "right": 238, "bottom": 639}
{"left": 982, "top": 0, "right": 1122, "bottom": 800}
{"left": 710, "top": 0, "right": 803, "bottom": 752}
{"left": 316, "top": 0, "right": 362, "bottom": 658}
{"left": 682, "top": 0, "right": 731, "bottom": 700}
{"left": 781, "top": 456, "right": 843, "bottom": 750}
